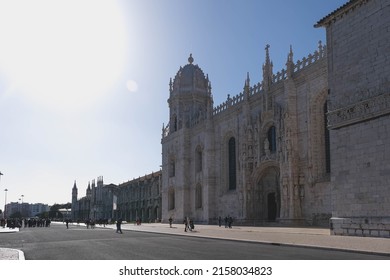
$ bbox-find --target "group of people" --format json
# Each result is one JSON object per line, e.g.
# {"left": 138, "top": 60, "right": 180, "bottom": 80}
{"left": 1, "top": 218, "right": 51, "bottom": 229}
{"left": 218, "top": 216, "right": 233, "bottom": 228}
{"left": 167, "top": 216, "right": 233, "bottom": 232}
{"left": 183, "top": 217, "right": 195, "bottom": 232}
{"left": 64, "top": 218, "right": 110, "bottom": 229}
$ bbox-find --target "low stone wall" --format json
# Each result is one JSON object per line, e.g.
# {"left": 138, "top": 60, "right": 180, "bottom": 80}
{"left": 330, "top": 217, "right": 390, "bottom": 238}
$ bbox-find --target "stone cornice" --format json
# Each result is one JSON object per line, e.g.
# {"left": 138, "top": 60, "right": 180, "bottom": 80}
{"left": 327, "top": 92, "right": 390, "bottom": 129}
{"left": 315, "top": 0, "right": 370, "bottom": 28}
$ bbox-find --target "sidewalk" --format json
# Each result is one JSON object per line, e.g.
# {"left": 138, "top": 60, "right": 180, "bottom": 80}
{"left": 0, "top": 227, "right": 24, "bottom": 260}
{"left": 115, "top": 222, "right": 390, "bottom": 256}
{"left": 1, "top": 222, "right": 390, "bottom": 260}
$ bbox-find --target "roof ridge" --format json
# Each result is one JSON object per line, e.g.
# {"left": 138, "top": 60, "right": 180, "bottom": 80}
{"left": 314, "top": 0, "right": 369, "bottom": 27}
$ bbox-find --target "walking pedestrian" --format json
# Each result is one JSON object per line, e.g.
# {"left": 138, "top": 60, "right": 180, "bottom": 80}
{"left": 116, "top": 218, "right": 123, "bottom": 234}
{"left": 228, "top": 216, "right": 233, "bottom": 228}
{"left": 218, "top": 216, "right": 222, "bottom": 227}
{"left": 183, "top": 217, "right": 188, "bottom": 232}
{"left": 169, "top": 217, "right": 173, "bottom": 228}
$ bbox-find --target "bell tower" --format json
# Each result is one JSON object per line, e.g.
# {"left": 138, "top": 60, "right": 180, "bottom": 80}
{"left": 71, "top": 181, "right": 78, "bottom": 220}
{"left": 162, "top": 54, "right": 214, "bottom": 222}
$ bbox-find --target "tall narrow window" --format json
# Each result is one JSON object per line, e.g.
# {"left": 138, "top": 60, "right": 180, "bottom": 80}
{"left": 324, "top": 102, "right": 331, "bottom": 173}
{"left": 228, "top": 137, "right": 236, "bottom": 190}
{"left": 172, "top": 114, "right": 177, "bottom": 132}
{"left": 195, "top": 146, "right": 202, "bottom": 173}
{"left": 267, "top": 126, "right": 276, "bottom": 153}
{"left": 169, "top": 158, "right": 175, "bottom": 177}
{"left": 195, "top": 184, "right": 202, "bottom": 209}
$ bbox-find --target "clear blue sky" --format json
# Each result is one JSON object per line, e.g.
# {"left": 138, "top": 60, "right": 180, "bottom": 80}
{"left": 0, "top": 0, "right": 346, "bottom": 207}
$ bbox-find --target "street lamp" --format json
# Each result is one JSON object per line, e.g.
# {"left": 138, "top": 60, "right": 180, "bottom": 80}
{"left": 20, "top": 195, "right": 24, "bottom": 218}
{"left": 4, "top": 188, "right": 8, "bottom": 220}
{"left": 0, "top": 171, "right": 3, "bottom": 220}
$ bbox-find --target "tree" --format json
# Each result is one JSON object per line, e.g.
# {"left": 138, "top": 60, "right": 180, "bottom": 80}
{"left": 37, "top": 211, "right": 49, "bottom": 219}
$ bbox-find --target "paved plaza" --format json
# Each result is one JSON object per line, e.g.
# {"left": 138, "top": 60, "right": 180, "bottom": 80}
{"left": 1, "top": 222, "right": 390, "bottom": 260}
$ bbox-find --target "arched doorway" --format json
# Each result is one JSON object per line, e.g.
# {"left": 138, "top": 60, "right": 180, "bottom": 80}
{"left": 253, "top": 165, "right": 280, "bottom": 222}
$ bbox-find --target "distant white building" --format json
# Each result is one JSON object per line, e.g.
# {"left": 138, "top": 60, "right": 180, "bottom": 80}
{"left": 30, "top": 203, "right": 50, "bottom": 217}
{"left": 4, "top": 202, "right": 49, "bottom": 218}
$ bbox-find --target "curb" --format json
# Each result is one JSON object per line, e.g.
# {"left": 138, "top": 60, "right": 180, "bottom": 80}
{"left": 0, "top": 248, "right": 25, "bottom": 260}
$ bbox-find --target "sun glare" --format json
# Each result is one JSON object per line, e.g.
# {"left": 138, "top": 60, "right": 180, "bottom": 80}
{"left": 126, "top": 79, "right": 139, "bottom": 93}
{"left": 0, "top": 0, "right": 127, "bottom": 110}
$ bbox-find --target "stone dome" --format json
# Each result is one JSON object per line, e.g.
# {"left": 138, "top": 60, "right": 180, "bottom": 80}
{"left": 171, "top": 54, "right": 209, "bottom": 95}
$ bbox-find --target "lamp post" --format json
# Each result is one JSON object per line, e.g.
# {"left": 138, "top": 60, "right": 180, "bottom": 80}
{"left": 18, "top": 198, "right": 21, "bottom": 211}
{"left": 4, "top": 188, "right": 8, "bottom": 220}
{"left": 0, "top": 171, "right": 3, "bottom": 220}
{"left": 20, "top": 195, "right": 24, "bottom": 217}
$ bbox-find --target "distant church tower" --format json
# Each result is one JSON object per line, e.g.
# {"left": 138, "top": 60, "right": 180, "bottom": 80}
{"left": 71, "top": 181, "right": 78, "bottom": 220}
{"left": 86, "top": 182, "right": 92, "bottom": 198}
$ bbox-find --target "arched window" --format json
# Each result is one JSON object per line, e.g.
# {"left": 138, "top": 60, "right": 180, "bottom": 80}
{"left": 267, "top": 126, "right": 276, "bottom": 153}
{"left": 168, "top": 189, "right": 175, "bottom": 210}
{"left": 195, "top": 146, "right": 202, "bottom": 173}
{"left": 228, "top": 137, "right": 236, "bottom": 190}
{"left": 195, "top": 184, "right": 202, "bottom": 209}
{"left": 324, "top": 102, "right": 331, "bottom": 173}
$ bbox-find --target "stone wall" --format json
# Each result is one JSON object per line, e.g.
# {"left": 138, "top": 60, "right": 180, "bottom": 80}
{"left": 330, "top": 118, "right": 390, "bottom": 217}
{"left": 331, "top": 217, "right": 390, "bottom": 238}
{"left": 319, "top": 0, "right": 390, "bottom": 236}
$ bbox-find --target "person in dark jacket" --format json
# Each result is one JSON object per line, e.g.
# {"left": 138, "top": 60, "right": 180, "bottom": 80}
{"left": 116, "top": 218, "right": 123, "bottom": 234}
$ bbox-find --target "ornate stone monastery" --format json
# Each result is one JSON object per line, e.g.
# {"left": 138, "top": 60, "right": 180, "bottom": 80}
{"left": 73, "top": 0, "right": 390, "bottom": 238}
{"left": 161, "top": 42, "right": 330, "bottom": 226}
{"left": 161, "top": 0, "right": 390, "bottom": 236}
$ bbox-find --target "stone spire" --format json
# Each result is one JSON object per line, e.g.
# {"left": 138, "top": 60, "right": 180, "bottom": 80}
{"left": 72, "top": 180, "right": 78, "bottom": 202}
{"left": 262, "top": 44, "right": 273, "bottom": 90}
{"left": 246, "top": 72, "right": 250, "bottom": 87}
{"left": 244, "top": 72, "right": 251, "bottom": 98}
{"left": 286, "top": 45, "right": 294, "bottom": 77}
{"left": 86, "top": 182, "right": 92, "bottom": 197}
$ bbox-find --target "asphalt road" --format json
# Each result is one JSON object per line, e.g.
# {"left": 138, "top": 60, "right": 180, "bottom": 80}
{"left": 1, "top": 223, "right": 388, "bottom": 260}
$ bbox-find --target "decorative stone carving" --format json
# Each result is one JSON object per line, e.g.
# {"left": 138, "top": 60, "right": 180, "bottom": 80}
{"left": 328, "top": 92, "right": 390, "bottom": 129}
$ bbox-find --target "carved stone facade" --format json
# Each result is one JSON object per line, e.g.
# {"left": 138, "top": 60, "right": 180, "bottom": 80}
{"left": 71, "top": 177, "right": 117, "bottom": 221}
{"left": 161, "top": 42, "right": 331, "bottom": 226}
{"left": 71, "top": 1, "right": 389, "bottom": 236}
{"left": 71, "top": 172, "right": 162, "bottom": 223}
{"left": 116, "top": 171, "right": 162, "bottom": 222}
{"left": 316, "top": 0, "right": 390, "bottom": 237}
